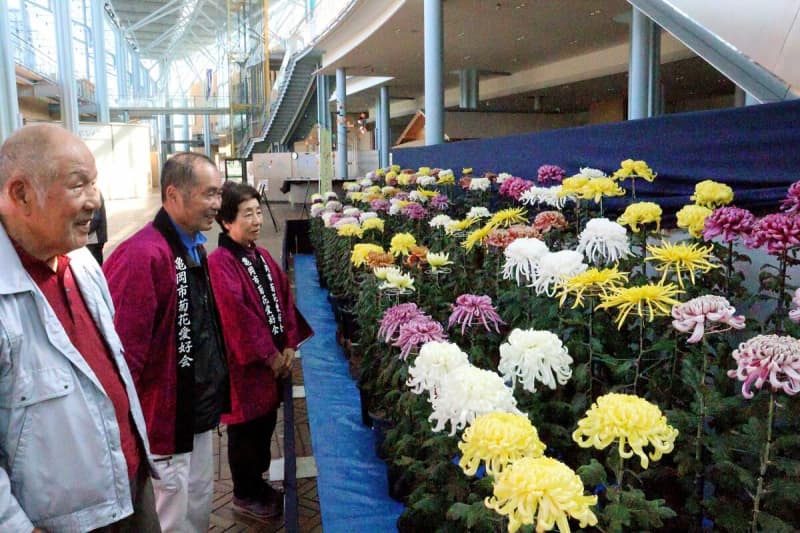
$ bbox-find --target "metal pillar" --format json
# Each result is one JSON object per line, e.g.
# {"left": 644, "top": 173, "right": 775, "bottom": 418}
{"left": 54, "top": 0, "right": 79, "bottom": 132}
{"left": 424, "top": 0, "right": 444, "bottom": 145}
{"left": 335, "top": 68, "right": 347, "bottom": 179}
{"left": 0, "top": 0, "right": 20, "bottom": 140}
{"left": 380, "top": 85, "right": 390, "bottom": 168}
{"left": 628, "top": 7, "right": 651, "bottom": 120}
{"left": 203, "top": 115, "right": 212, "bottom": 157}
{"left": 116, "top": 31, "right": 128, "bottom": 100}
{"left": 647, "top": 24, "right": 661, "bottom": 117}
{"left": 459, "top": 68, "right": 478, "bottom": 109}
{"left": 90, "top": 0, "right": 110, "bottom": 123}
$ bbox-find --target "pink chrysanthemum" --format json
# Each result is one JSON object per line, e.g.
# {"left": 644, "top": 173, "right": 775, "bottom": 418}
{"left": 498, "top": 177, "right": 534, "bottom": 200}
{"left": 393, "top": 316, "right": 447, "bottom": 360}
{"left": 745, "top": 213, "right": 800, "bottom": 255}
{"left": 790, "top": 288, "right": 800, "bottom": 323}
{"left": 702, "top": 206, "right": 756, "bottom": 243}
{"left": 402, "top": 202, "right": 427, "bottom": 220}
{"left": 447, "top": 294, "right": 505, "bottom": 335}
{"left": 727, "top": 334, "right": 800, "bottom": 399}
{"left": 533, "top": 211, "right": 568, "bottom": 234}
{"left": 371, "top": 199, "right": 391, "bottom": 212}
{"left": 537, "top": 164, "right": 566, "bottom": 184}
{"left": 459, "top": 176, "right": 472, "bottom": 189}
{"left": 780, "top": 181, "right": 800, "bottom": 214}
{"left": 486, "top": 228, "right": 515, "bottom": 249}
{"left": 431, "top": 194, "right": 449, "bottom": 211}
{"left": 672, "top": 295, "right": 746, "bottom": 343}
{"left": 507, "top": 225, "right": 542, "bottom": 240}
{"left": 378, "top": 303, "right": 424, "bottom": 343}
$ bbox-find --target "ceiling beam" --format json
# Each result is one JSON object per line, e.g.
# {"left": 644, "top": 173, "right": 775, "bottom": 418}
{"left": 123, "top": 0, "right": 184, "bottom": 33}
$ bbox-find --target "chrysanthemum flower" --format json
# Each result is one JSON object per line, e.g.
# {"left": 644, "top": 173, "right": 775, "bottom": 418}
{"left": 676, "top": 204, "right": 713, "bottom": 238}
{"left": 407, "top": 190, "right": 429, "bottom": 204}
{"left": 436, "top": 171, "right": 455, "bottom": 185}
{"left": 579, "top": 166, "right": 607, "bottom": 178}
{"left": 498, "top": 176, "right": 534, "bottom": 200}
{"left": 343, "top": 181, "right": 360, "bottom": 192}
{"left": 578, "top": 177, "right": 626, "bottom": 204}
{"left": 430, "top": 193, "right": 449, "bottom": 210}
{"left": 404, "top": 245, "right": 429, "bottom": 269}
{"left": 573, "top": 393, "right": 678, "bottom": 469}
{"left": 458, "top": 412, "right": 545, "bottom": 477}
{"left": 507, "top": 224, "right": 542, "bottom": 240}
{"left": 429, "top": 365, "right": 521, "bottom": 435}
{"left": 402, "top": 202, "right": 427, "bottom": 220}
{"left": 496, "top": 172, "right": 512, "bottom": 184}
{"left": 537, "top": 164, "right": 566, "bottom": 184}
{"left": 416, "top": 187, "right": 438, "bottom": 199}
{"left": 617, "top": 201, "right": 662, "bottom": 233}
{"left": 469, "top": 177, "right": 491, "bottom": 191}
{"left": 576, "top": 218, "right": 631, "bottom": 264}
{"left": 336, "top": 223, "right": 363, "bottom": 238}
{"left": 702, "top": 206, "right": 755, "bottom": 243}
{"left": 597, "top": 283, "right": 683, "bottom": 328}
{"left": 690, "top": 180, "right": 734, "bottom": 209}
{"left": 379, "top": 270, "right": 416, "bottom": 293}
{"left": 407, "top": 341, "right": 470, "bottom": 399}
{"left": 727, "top": 334, "right": 800, "bottom": 398}
{"left": 529, "top": 250, "right": 587, "bottom": 297}
{"left": 417, "top": 166, "right": 431, "bottom": 176}
{"left": 672, "top": 295, "right": 746, "bottom": 343}
{"left": 645, "top": 240, "right": 719, "bottom": 288}
{"left": 324, "top": 191, "right": 339, "bottom": 201}
{"left": 393, "top": 316, "right": 446, "bottom": 360}
{"left": 360, "top": 217, "right": 384, "bottom": 233}
{"left": 311, "top": 193, "right": 324, "bottom": 204}
{"left": 325, "top": 200, "right": 342, "bottom": 211}
{"left": 499, "top": 328, "right": 573, "bottom": 392}
{"left": 556, "top": 267, "right": 629, "bottom": 308}
{"left": 612, "top": 159, "right": 657, "bottom": 182}
{"left": 373, "top": 265, "right": 401, "bottom": 281}
{"left": 350, "top": 243, "right": 384, "bottom": 268}
{"left": 533, "top": 211, "right": 568, "bottom": 233}
{"left": 426, "top": 251, "right": 453, "bottom": 271}
{"left": 389, "top": 232, "right": 417, "bottom": 256}
{"left": 378, "top": 302, "right": 423, "bottom": 342}
{"left": 745, "top": 212, "right": 800, "bottom": 255}
{"left": 396, "top": 173, "right": 414, "bottom": 186}
{"left": 366, "top": 251, "right": 394, "bottom": 269}
{"left": 486, "top": 228, "right": 516, "bottom": 249}
{"left": 467, "top": 206, "right": 492, "bottom": 219}
{"left": 488, "top": 207, "right": 528, "bottom": 229}
{"left": 502, "top": 238, "right": 550, "bottom": 285}
{"left": 790, "top": 287, "right": 800, "bottom": 323}
{"left": 520, "top": 185, "right": 570, "bottom": 209}
{"left": 359, "top": 211, "right": 378, "bottom": 221}
{"left": 780, "top": 181, "right": 800, "bottom": 214}
{"left": 559, "top": 175, "right": 590, "bottom": 198}
{"left": 462, "top": 224, "right": 494, "bottom": 252}
{"left": 370, "top": 198, "right": 391, "bottom": 212}
{"left": 429, "top": 214, "right": 453, "bottom": 228}
{"left": 448, "top": 294, "right": 505, "bottom": 335}
{"left": 485, "top": 456, "right": 598, "bottom": 533}
{"left": 346, "top": 191, "right": 364, "bottom": 202}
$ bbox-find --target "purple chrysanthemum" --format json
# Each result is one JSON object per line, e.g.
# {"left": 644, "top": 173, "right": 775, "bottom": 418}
{"left": 727, "top": 334, "right": 800, "bottom": 399}
{"left": 371, "top": 199, "right": 391, "bottom": 212}
{"left": 402, "top": 202, "right": 427, "bottom": 220}
{"left": 393, "top": 316, "right": 447, "bottom": 360}
{"left": 780, "top": 181, "right": 800, "bottom": 214}
{"left": 498, "top": 177, "right": 534, "bottom": 201}
{"left": 537, "top": 164, "right": 566, "bottom": 184}
{"left": 745, "top": 213, "right": 800, "bottom": 255}
{"left": 702, "top": 206, "right": 756, "bottom": 243}
{"left": 431, "top": 194, "right": 449, "bottom": 211}
{"left": 394, "top": 192, "right": 411, "bottom": 202}
{"left": 447, "top": 294, "right": 505, "bottom": 335}
{"left": 378, "top": 303, "right": 424, "bottom": 343}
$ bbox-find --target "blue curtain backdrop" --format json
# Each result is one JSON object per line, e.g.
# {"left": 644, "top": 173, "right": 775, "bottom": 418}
{"left": 393, "top": 99, "right": 800, "bottom": 213}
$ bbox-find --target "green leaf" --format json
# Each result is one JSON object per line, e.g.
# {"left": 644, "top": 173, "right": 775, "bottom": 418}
{"left": 577, "top": 458, "right": 607, "bottom": 487}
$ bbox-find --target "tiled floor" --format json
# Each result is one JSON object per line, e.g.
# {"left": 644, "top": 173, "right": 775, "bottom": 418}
{"left": 105, "top": 192, "right": 323, "bottom": 533}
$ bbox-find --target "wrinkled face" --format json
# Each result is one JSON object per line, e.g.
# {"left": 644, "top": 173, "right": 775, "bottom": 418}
{"left": 27, "top": 139, "right": 100, "bottom": 256}
{"left": 173, "top": 162, "right": 223, "bottom": 234}
{"left": 224, "top": 197, "right": 262, "bottom": 246}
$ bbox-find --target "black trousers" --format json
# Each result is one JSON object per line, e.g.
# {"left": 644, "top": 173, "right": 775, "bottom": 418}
{"left": 227, "top": 410, "right": 278, "bottom": 500}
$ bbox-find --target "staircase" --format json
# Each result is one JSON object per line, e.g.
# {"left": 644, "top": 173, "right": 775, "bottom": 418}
{"left": 244, "top": 50, "right": 320, "bottom": 156}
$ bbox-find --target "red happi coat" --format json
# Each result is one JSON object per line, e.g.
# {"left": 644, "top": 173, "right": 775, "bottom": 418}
{"left": 208, "top": 242, "right": 310, "bottom": 424}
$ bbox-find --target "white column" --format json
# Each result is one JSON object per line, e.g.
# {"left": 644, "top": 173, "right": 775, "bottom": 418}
{"left": 54, "top": 0, "right": 79, "bottom": 131}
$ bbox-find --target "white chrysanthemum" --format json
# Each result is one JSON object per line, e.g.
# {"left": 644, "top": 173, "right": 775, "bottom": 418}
{"left": 469, "top": 177, "right": 491, "bottom": 191}
{"left": 310, "top": 204, "right": 325, "bottom": 218}
{"left": 520, "top": 185, "right": 570, "bottom": 209}
{"left": 359, "top": 211, "right": 378, "bottom": 221}
{"left": 321, "top": 212, "right": 336, "bottom": 227}
{"left": 379, "top": 270, "right": 415, "bottom": 291}
{"left": 499, "top": 329, "right": 573, "bottom": 393}
{"left": 429, "top": 365, "right": 521, "bottom": 435}
{"left": 502, "top": 238, "right": 550, "bottom": 285}
{"left": 324, "top": 191, "right": 338, "bottom": 201}
{"left": 430, "top": 214, "right": 453, "bottom": 228}
{"left": 417, "top": 175, "right": 437, "bottom": 187}
{"left": 388, "top": 202, "right": 403, "bottom": 216}
{"left": 359, "top": 178, "right": 373, "bottom": 187}
{"left": 373, "top": 266, "right": 401, "bottom": 280}
{"left": 407, "top": 341, "right": 470, "bottom": 399}
{"left": 381, "top": 186, "right": 397, "bottom": 195}
{"left": 324, "top": 200, "right": 342, "bottom": 211}
{"left": 576, "top": 217, "right": 632, "bottom": 264}
{"left": 439, "top": 169, "right": 454, "bottom": 179}
{"left": 343, "top": 182, "right": 360, "bottom": 192}
{"left": 529, "top": 250, "right": 587, "bottom": 296}
{"left": 343, "top": 207, "right": 361, "bottom": 217}
{"left": 467, "top": 206, "right": 491, "bottom": 219}
{"left": 332, "top": 216, "right": 360, "bottom": 229}
{"left": 579, "top": 167, "right": 607, "bottom": 178}
{"left": 445, "top": 219, "right": 467, "bottom": 235}
{"left": 408, "top": 190, "right": 428, "bottom": 203}
{"left": 496, "top": 172, "right": 512, "bottom": 184}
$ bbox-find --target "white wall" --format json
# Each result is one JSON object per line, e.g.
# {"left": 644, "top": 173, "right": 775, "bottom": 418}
{"left": 77, "top": 123, "right": 152, "bottom": 200}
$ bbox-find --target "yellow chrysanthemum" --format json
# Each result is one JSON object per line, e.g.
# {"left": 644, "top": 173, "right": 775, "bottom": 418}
{"left": 389, "top": 232, "right": 417, "bottom": 256}
{"left": 596, "top": 282, "right": 683, "bottom": 328}
{"left": 616, "top": 201, "right": 662, "bottom": 233}
{"left": 675, "top": 204, "right": 713, "bottom": 238}
{"left": 416, "top": 187, "right": 439, "bottom": 198}
{"left": 690, "top": 179, "right": 734, "bottom": 209}
{"left": 437, "top": 173, "right": 455, "bottom": 185}
{"left": 336, "top": 223, "right": 363, "bottom": 238}
{"left": 380, "top": 269, "right": 415, "bottom": 291}
{"left": 572, "top": 393, "right": 679, "bottom": 469}
{"left": 485, "top": 456, "right": 598, "bottom": 533}
{"left": 426, "top": 251, "right": 453, "bottom": 271}
{"left": 612, "top": 159, "right": 657, "bottom": 182}
{"left": 390, "top": 164, "right": 401, "bottom": 173}
{"left": 361, "top": 217, "right": 385, "bottom": 233}
{"left": 578, "top": 177, "right": 626, "bottom": 204}
{"left": 397, "top": 173, "right": 412, "bottom": 186}
{"left": 558, "top": 176, "right": 590, "bottom": 198}
{"left": 375, "top": 168, "right": 386, "bottom": 177}
{"left": 458, "top": 413, "right": 545, "bottom": 477}
{"left": 445, "top": 217, "right": 479, "bottom": 235}
{"left": 556, "top": 267, "right": 629, "bottom": 309}
{"left": 488, "top": 207, "right": 528, "bottom": 229}
{"left": 350, "top": 243, "right": 384, "bottom": 268}
{"left": 462, "top": 167, "right": 473, "bottom": 175}
{"left": 349, "top": 192, "right": 364, "bottom": 202}
{"left": 645, "top": 240, "right": 719, "bottom": 288}
{"left": 385, "top": 171, "right": 398, "bottom": 182}
{"left": 373, "top": 266, "right": 400, "bottom": 280}
{"left": 462, "top": 224, "right": 493, "bottom": 252}
{"left": 417, "top": 166, "right": 431, "bottom": 176}
{"left": 365, "top": 185, "right": 381, "bottom": 194}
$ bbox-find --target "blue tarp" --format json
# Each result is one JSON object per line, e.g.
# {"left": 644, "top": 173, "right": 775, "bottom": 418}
{"left": 294, "top": 254, "right": 404, "bottom": 532}
{"left": 394, "top": 99, "right": 800, "bottom": 213}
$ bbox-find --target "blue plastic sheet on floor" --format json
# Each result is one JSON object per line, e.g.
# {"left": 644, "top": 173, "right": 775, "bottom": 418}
{"left": 294, "top": 254, "right": 404, "bottom": 532}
